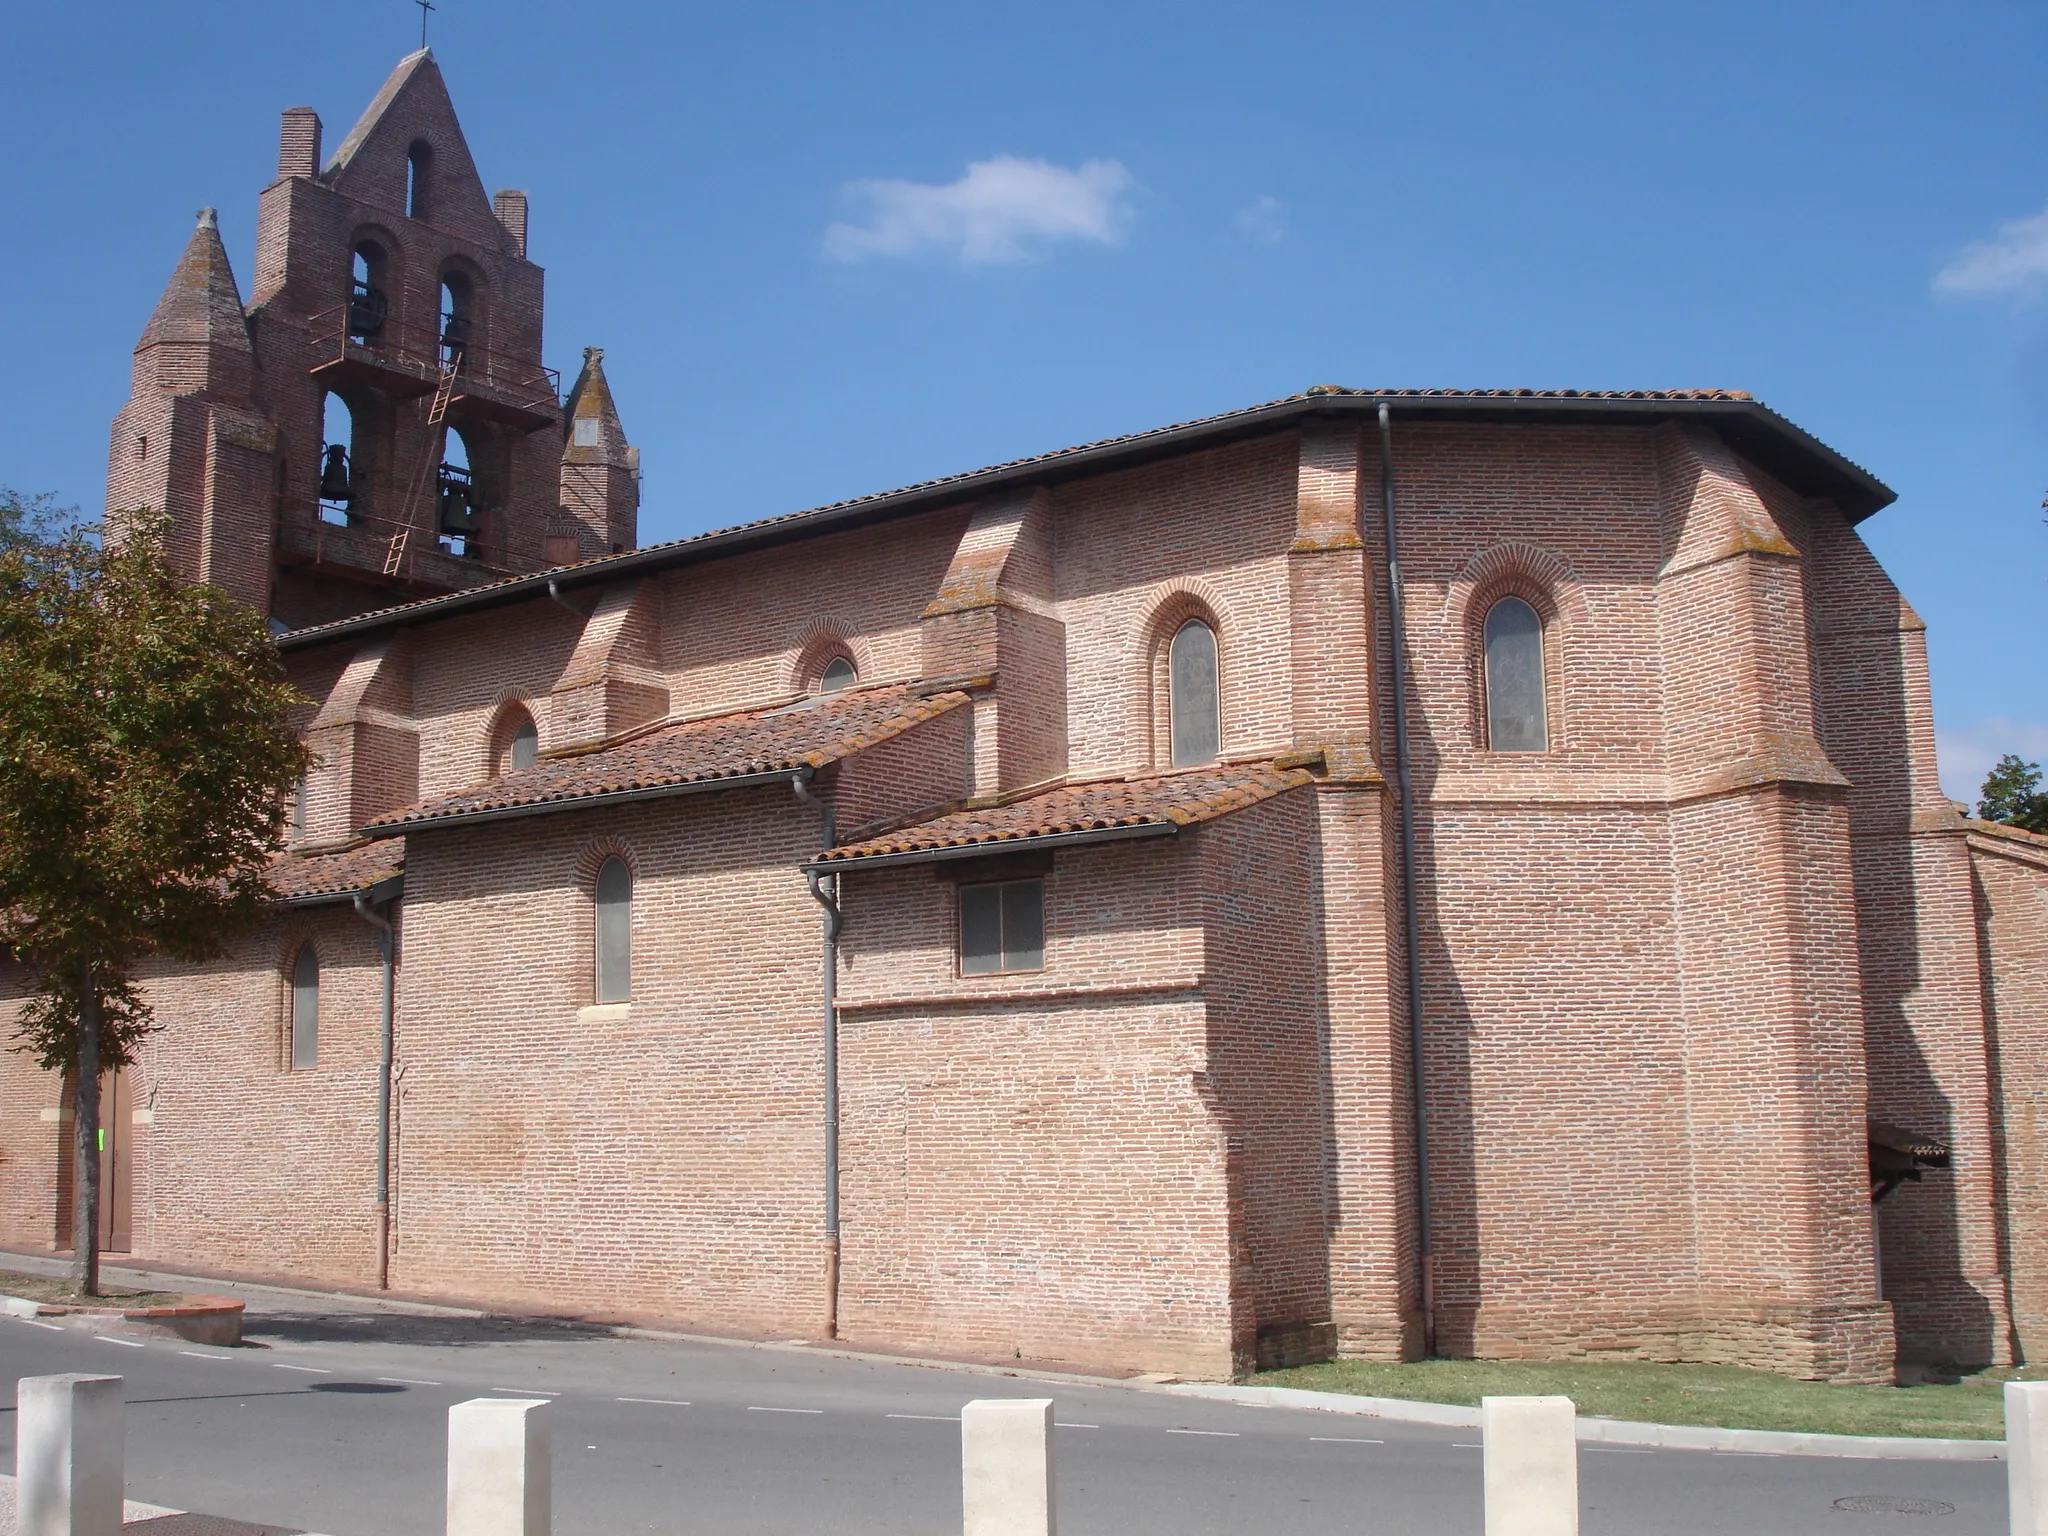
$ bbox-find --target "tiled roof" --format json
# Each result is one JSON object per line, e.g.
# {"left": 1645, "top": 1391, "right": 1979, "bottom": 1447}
{"left": 280, "top": 385, "right": 1894, "bottom": 652}
{"left": 268, "top": 837, "right": 405, "bottom": 903}
{"left": 368, "top": 684, "right": 970, "bottom": 832}
{"left": 816, "top": 760, "right": 1317, "bottom": 865}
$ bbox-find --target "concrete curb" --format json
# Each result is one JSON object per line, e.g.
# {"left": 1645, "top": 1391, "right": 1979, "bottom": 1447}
{"left": 8, "top": 1251, "right": 2006, "bottom": 1464}
{"left": 0, "top": 1469, "right": 318, "bottom": 1531}
{"left": 1163, "top": 1383, "right": 2006, "bottom": 1461}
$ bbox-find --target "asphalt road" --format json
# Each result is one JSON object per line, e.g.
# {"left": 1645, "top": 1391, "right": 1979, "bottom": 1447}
{"left": 0, "top": 1281, "right": 2008, "bottom": 1536}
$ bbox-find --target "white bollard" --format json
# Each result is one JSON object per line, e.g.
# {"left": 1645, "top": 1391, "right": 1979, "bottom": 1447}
{"left": 16, "top": 1374, "right": 124, "bottom": 1536}
{"left": 1482, "top": 1395, "right": 1578, "bottom": 1536}
{"left": 2011, "top": 1381, "right": 2048, "bottom": 1536}
{"left": 961, "top": 1397, "right": 1055, "bottom": 1536}
{"left": 447, "top": 1397, "right": 551, "bottom": 1536}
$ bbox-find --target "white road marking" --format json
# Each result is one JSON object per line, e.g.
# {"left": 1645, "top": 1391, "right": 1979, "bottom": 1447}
{"left": 1452, "top": 1443, "right": 1482, "bottom": 1449}
{"left": 377, "top": 1377, "right": 442, "bottom": 1387}
{"left": 272, "top": 1364, "right": 331, "bottom": 1374}
{"left": 887, "top": 1413, "right": 958, "bottom": 1422}
{"left": 747, "top": 1406, "right": 822, "bottom": 1414}
{"left": 179, "top": 1350, "right": 233, "bottom": 1360}
{"left": 22, "top": 1320, "right": 63, "bottom": 1331}
{"left": 1587, "top": 1447, "right": 1655, "bottom": 1454}
{"left": 1167, "top": 1428, "right": 1237, "bottom": 1437}
{"left": 490, "top": 1387, "right": 560, "bottom": 1396}
{"left": 95, "top": 1336, "right": 145, "bottom": 1348}
{"left": 1311, "top": 1437, "right": 1384, "bottom": 1444}
{"left": 618, "top": 1397, "right": 691, "bottom": 1406}
{"left": 1056, "top": 1423, "right": 1100, "bottom": 1429}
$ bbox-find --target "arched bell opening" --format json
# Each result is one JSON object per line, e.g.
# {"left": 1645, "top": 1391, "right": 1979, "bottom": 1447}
{"left": 347, "top": 241, "right": 390, "bottom": 343}
{"left": 318, "top": 391, "right": 362, "bottom": 526}
{"left": 439, "top": 270, "right": 473, "bottom": 372}
{"left": 436, "top": 422, "right": 485, "bottom": 558}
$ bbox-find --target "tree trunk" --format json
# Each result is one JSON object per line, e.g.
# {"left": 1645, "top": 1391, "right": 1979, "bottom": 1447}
{"left": 70, "top": 961, "right": 101, "bottom": 1297}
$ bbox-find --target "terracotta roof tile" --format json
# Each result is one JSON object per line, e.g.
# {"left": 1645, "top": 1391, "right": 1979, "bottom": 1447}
{"left": 369, "top": 684, "right": 969, "bottom": 832}
{"left": 268, "top": 837, "right": 405, "bottom": 903}
{"left": 817, "top": 761, "right": 1317, "bottom": 865}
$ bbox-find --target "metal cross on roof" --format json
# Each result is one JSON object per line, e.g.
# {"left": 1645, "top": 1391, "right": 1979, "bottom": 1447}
{"left": 416, "top": 0, "right": 436, "bottom": 49}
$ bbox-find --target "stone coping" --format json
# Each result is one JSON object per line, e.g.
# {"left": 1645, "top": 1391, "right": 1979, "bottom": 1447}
{"left": 1, "top": 1290, "right": 244, "bottom": 1345}
{"left": 1162, "top": 1383, "right": 2006, "bottom": 1461}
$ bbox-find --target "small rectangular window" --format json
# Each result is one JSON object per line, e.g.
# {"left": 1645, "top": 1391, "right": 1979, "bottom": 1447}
{"left": 572, "top": 417, "right": 601, "bottom": 447}
{"left": 959, "top": 880, "right": 1044, "bottom": 975}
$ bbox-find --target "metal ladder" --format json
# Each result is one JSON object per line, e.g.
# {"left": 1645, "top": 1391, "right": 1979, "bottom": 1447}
{"left": 388, "top": 359, "right": 461, "bottom": 577}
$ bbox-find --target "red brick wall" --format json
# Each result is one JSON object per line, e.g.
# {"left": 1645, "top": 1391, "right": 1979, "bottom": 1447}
{"left": 1969, "top": 827, "right": 2048, "bottom": 1362}
{"left": 22, "top": 402, "right": 2033, "bottom": 1382}
{"left": 834, "top": 836, "right": 1240, "bottom": 1376}
{"left": 0, "top": 908, "right": 389, "bottom": 1285}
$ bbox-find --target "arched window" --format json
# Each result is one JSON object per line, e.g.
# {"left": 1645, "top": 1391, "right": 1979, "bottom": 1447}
{"left": 319, "top": 392, "right": 358, "bottom": 525}
{"left": 290, "top": 943, "right": 319, "bottom": 1070}
{"left": 594, "top": 857, "right": 632, "bottom": 1004}
{"left": 406, "top": 140, "right": 433, "bottom": 220}
{"left": 1169, "top": 618, "right": 1220, "bottom": 767}
{"left": 819, "top": 655, "right": 858, "bottom": 693}
{"left": 1483, "top": 596, "right": 1548, "bottom": 752}
{"left": 508, "top": 714, "right": 538, "bottom": 772}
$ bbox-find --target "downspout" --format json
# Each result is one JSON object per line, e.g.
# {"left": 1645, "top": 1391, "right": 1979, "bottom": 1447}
{"left": 791, "top": 767, "right": 842, "bottom": 1339}
{"left": 352, "top": 892, "right": 396, "bottom": 1291}
{"left": 1376, "top": 400, "right": 1435, "bottom": 1357}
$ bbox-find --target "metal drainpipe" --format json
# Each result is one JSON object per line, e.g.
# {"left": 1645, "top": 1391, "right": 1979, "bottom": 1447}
{"left": 352, "top": 891, "right": 397, "bottom": 1291}
{"left": 1376, "top": 400, "right": 1435, "bottom": 1357}
{"left": 791, "top": 767, "right": 842, "bottom": 1339}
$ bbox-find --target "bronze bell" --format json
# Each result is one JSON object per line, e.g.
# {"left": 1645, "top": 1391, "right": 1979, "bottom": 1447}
{"left": 318, "top": 444, "right": 353, "bottom": 504}
{"left": 346, "top": 281, "right": 387, "bottom": 341}
{"left": 437, "top": 466, "right": 479, "bottom": 538}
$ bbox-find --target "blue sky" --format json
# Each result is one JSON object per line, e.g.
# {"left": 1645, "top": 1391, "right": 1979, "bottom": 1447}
{"left": 1, "top": 1, "right": 2040, "bottom": 801}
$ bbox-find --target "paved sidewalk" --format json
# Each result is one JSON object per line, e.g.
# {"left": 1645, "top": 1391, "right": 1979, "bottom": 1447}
{"left": 0, "top": 1473, "right": 322, "bottom": 1535}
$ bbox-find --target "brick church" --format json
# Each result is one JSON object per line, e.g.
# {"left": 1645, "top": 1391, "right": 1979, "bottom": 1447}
{"left": 4, "top": 49, "right": 2044, "bottom": 1384}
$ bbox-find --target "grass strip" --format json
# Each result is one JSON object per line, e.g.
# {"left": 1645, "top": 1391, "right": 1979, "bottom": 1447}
{"left": 1255, "top": 1358, "right": 2044, "bottom": 1440}
{"left": 1, "top": 1269, "right": 186, "bottom": 1310}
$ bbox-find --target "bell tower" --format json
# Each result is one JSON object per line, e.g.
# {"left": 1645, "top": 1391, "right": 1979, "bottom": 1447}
{"left": 106, "top": 50, "right": 637, "bottom": 629}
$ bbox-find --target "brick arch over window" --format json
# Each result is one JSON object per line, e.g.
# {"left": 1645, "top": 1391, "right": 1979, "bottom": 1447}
{"left": 785, "top": 619, "right": 873, "bottom": 695}
{"left": 484, "top": 697, "right": 541, "bottom": 779}
{"left": 1135, "top": 580, "right": 1234, "bottom": 769}
{"left": 1442, "top": 543, "right": 1583, "bottom": 753}
{"left": 573, "top": 837, "right": 639, "bottom": 893}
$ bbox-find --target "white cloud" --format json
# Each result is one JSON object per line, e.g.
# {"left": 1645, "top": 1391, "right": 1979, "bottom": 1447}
{"left": 1933, "top": 205, "right": 2048, "bottom": 297}
{"left": 824, "top": 157, "right": 1135, "bottom": 265}
{"left": 1234, "top": 195, "right": 1285, "bottom": 243}
{"left": 1935, "top": 715, "right": 2048, "bottom": 806}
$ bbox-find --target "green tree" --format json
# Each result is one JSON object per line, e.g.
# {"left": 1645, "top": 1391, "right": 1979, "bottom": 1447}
{"left": 0, "top": 512, "right": 308, "bottom": 1294}
{"left": 1977, "top": 753, "right": 2048, "bottom": 835}
{"left": 0, "top": 487, "right": 77, "bottom": 553}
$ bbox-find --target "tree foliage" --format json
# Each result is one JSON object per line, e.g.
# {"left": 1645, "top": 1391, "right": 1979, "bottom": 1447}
{"left": 0, "top": 487, "right": 78, "bottom": 553}
{"left": 0, "top": 512, "right": 310, "bottom": 1069}
{"left": 1978, "top": 754, "right": 2048, "bottom": 834}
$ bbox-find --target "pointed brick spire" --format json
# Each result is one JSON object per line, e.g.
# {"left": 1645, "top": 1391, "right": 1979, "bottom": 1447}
{"left": 134, "top": 208, "right": 254, "bottom": 398}
{"left": 563, "top": 347, "right": 631, "bottom": 460}
{"left": 140, "top": 208, "right": 252, "bottom": 352}
{"left": 559, "top": 348, "right": 639, "bottom": 557}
